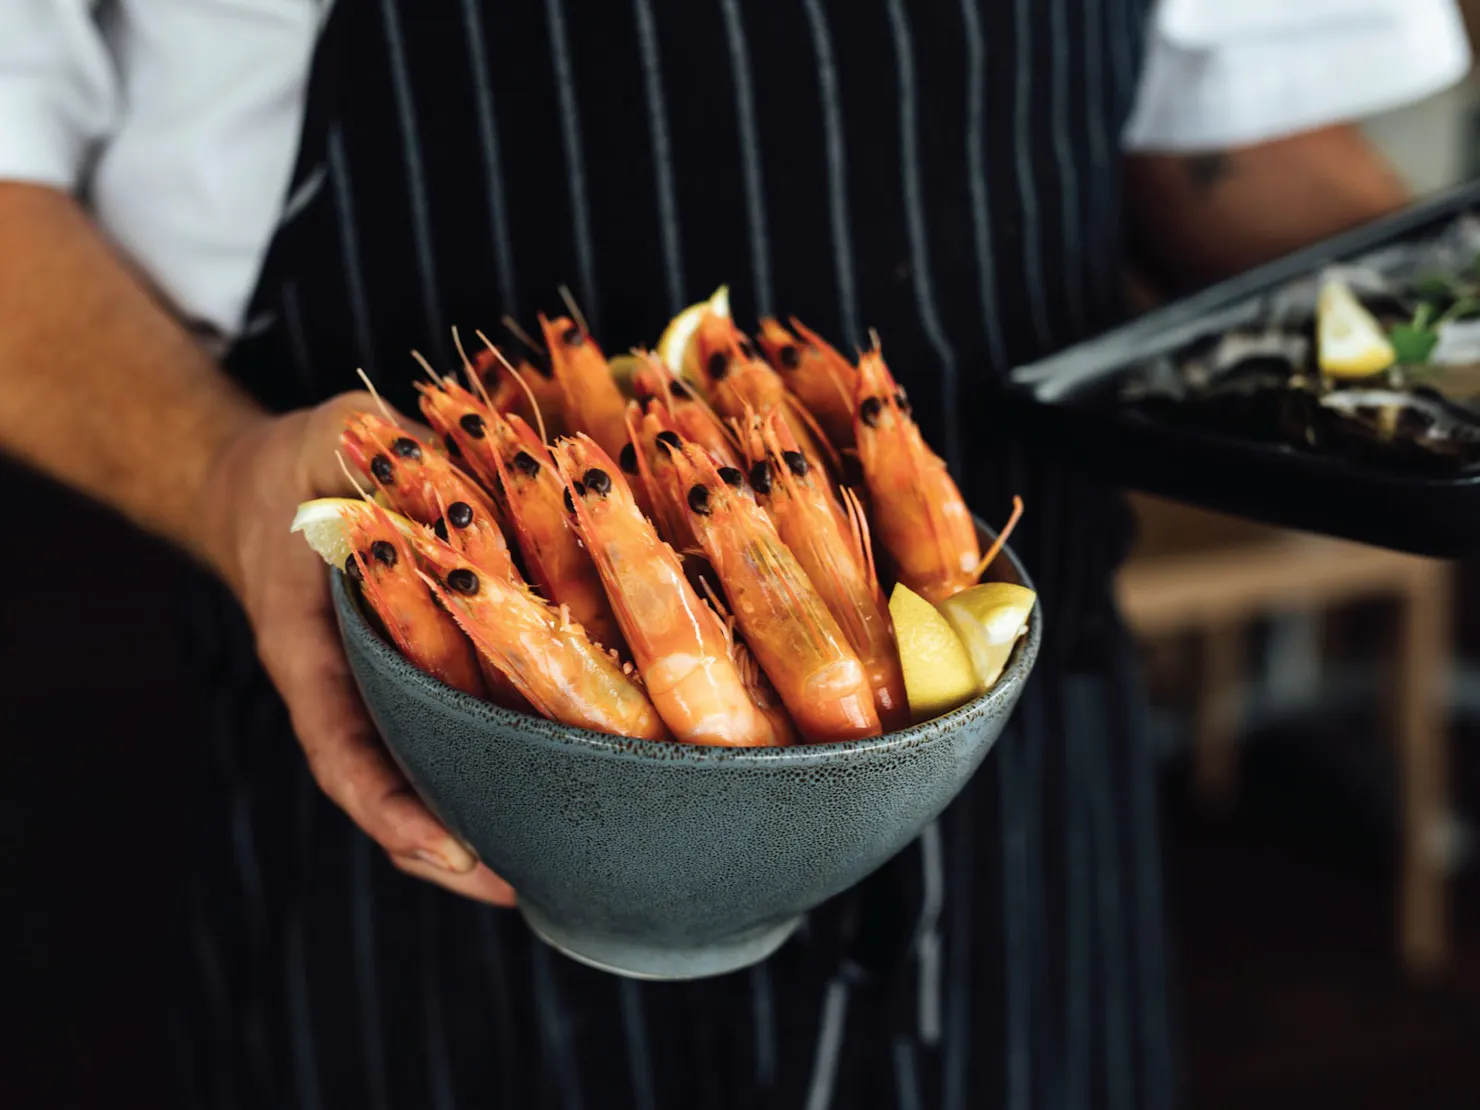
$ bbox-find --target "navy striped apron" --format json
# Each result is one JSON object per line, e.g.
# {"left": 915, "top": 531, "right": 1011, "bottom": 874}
{"left": 177, "top": 2, "right": 1173, "bottom": 1108}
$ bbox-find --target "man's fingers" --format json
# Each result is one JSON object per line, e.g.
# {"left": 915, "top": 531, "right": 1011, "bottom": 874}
{"left": 260, "top": 614, "right": 476, "bottom": 873}
{"left": 391, "top": 856, "right": 518, "bottom": 907}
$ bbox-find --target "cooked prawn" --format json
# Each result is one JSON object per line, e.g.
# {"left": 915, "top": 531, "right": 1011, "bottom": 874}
{"left": 852, "top": 343, "right": 978, "bottom": 604}
{"left": 756, "top": 318, "right": 857, "bottom": 450}
{"left": 340, "top": 411, "right": 517, "bottom": 580}
{"left": 742, "top": 408, "right": 909, "bottom": 731}
{"left": 539, "top": 312, "right": 631, "bottom": 460}
{"left": 691, "top": 312, "right": 835, "bottom": 482}
{"left": 666, "top": 441, "right": 881, "bottom": 743}
{"left": 418, "top": 374, "right": 626, "bottom": 654}
{"left": 342, "top": 501, "right": 486, "bottom": 698}
{"left": 411, "top": 530, "right": 669, "bottom": 740}
{"left": 471, "top": 340, "right": 569, "bottom": 440}
{"left": 631, "top": 353, "right": 741, "bottom": 469}
{"left": 553, "top": 434, "right": 791, "bottom": 747}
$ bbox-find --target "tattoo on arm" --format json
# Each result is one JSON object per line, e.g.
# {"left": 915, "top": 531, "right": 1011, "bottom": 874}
{"left": 1184, "top": 151, "right": 1233, "bottom": 190}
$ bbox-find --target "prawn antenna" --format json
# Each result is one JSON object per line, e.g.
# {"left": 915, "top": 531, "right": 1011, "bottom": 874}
{"left": 557, "top": 284, "right": 590, "bottom": 336}
{"left": 409, "top": 350, "right": 444, "bottom": 388}
{"left": 501, "top": 315, "right": 545, "bottom": 356}
{"left": 477, "top": 328, "right": 548, "bottom": 445}
{"left": 449, "top": 326, "right": 475, "bottom": 378}
{"left": 336, "top": 450, "right": 375, "bottom": 502}
{"left": 974, "top": 495, "right": 1024, "bottom": 582}
{"left": 451, "top": 327, "right": 502, "bottom": 410}
{"left": 356, "top": 367, "right": 399, "bottom": 423}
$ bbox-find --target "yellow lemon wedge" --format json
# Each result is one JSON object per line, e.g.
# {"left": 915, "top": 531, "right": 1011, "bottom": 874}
{"left": 1317, "top": 278, "right": 1395, "bottom": 379}
{"left": 656, "top": 286, "right": 730, "bottom": 386}
{"left": 889, "top": 582, "right": 984, "bottom": 723}
{"left": 937, "top": 582, "right": 1036, "bottom": 691}
{"left": 290, "top": 497, "right": 418, "bottom": 568}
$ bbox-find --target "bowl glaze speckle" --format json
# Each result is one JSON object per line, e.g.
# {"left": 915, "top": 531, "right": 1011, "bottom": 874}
{"left": 332, "top": 522, "right": 1040, "bottom": 979}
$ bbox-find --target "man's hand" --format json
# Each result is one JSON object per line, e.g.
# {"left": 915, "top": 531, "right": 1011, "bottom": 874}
{"left": 0, "top": 184, "right": 511, "bottom": 906}
{"left": 201, "top": 391, "right": 515, "bottom": 905}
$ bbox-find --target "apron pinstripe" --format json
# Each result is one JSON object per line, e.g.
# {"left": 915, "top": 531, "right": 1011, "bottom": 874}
{"left": 178, "top": 2, "right": 1172, "bottom": 1107}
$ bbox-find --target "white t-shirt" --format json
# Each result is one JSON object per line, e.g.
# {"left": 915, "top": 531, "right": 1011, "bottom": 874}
{"left": 0, "top": 0, "right": 1470, "bottom": 341}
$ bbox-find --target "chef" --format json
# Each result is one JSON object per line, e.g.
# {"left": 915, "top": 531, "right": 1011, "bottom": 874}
{"left": 0, "top": 1, "right": 1468, "bottom": 1106}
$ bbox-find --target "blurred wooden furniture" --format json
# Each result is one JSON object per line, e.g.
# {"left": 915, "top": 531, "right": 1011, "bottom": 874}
{"left": 1116, "top": 494, "right": 1453, "bottom": 976}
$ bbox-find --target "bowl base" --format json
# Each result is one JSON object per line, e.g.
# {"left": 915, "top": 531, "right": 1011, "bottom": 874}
{"left": 520, "top": 902, "right": 802, "bottom": 981}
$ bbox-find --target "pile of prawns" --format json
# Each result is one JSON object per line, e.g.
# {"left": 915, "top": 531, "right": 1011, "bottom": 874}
{"left": 331, "top": 300, "right": 1021, "bottom": 747}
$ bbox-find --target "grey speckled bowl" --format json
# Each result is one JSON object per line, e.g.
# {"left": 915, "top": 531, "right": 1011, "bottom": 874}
{"left": 332, "top": 521, "right": 1040, "bottom": 980}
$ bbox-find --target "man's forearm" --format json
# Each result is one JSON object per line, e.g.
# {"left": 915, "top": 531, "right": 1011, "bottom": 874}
{"left": 1124, "top": 123, "right": 1412, "bottom": 296}
{"left": 0, "top": 183, "right": 268, "bottom": 586}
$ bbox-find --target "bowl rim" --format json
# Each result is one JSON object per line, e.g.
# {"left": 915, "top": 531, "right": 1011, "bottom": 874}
{"left": 333, "top": 519, "right": 1041, "bottom": 766}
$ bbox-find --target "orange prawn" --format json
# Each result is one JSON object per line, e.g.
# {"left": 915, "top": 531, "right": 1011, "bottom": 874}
{"left": 418, "top": 374, "right": 626, "bottom": 654}
{"left": 691, "top": 312, "right": 836, "bottom": 482}
{"left": 631, "top": 353, "right": 741, "bottom": 469}
{"left": 553, "top": 434, "right": 792, "bottom": 747}
{"left": 666, "top": 441, "right": 881, "bottom": 743}
{"left": 410, "top": 532, "right": 669, "bottom": 741}
{"left": 852, "top": 343, "right": 984, "bottom": 604}
{"left": 741, "top": 409, "right": 909, "bottom": 731}
{"left": 538, "top": 311, "right": 631, "bottom": 460}
{"left": 342, "top": 502, "right": 486, "bottom": 699}
{"left": 756, "top": 318, "right": 857, "bottom": 450}
{"left": 470, "top": 341, "right": 569, "bottom": 440}
{"left": 340, "top": 412, "right": 517, "bottom": 580}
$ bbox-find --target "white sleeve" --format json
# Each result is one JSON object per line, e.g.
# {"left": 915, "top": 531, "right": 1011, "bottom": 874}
{"left": 0, "top": 1, "right": 118, "bottom": 188}
{"left": 1125, "top": 0, "right": 1473, "bottom": 152}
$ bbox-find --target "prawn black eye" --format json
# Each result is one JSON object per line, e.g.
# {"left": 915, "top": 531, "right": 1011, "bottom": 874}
{"left": 344, "top": 553, "right": 364, "bottom": 582}
{"left": 656, "top": 430, "right": 682, "bottom": 450}
{"left": 749, "top": 460, "right": 773, "bottom": 494}
{"left": 778, "top": 345, "right": 801, "bottom": 370}
{"left": 687, "top": 484, "right": 712, "bottom": 515}
{"left": 512, "top": 450, "right": 541, "bottom": 477}
{"left": 459, "top": 412, "right": 486, "bottom": 439}
{"left": 583, "top": 468, "right": 612, "bottom": 495}
{"left": 448, "top": 501, "right": 474, "bottom": 529}
{"left": 563, "top": 480, "right": 586, "bottom": 513}
{"left": 447, "top": 568, "right": 479, "bottom": 595}
{"left": 782, "top": 450, "right": 809, "bottom": 477}
{"left": 433, "top": 517, "right": 449, "bottom": 541}
{"left": 717, "top": 466, "right": 745, "bottom": 488}
{"left": 392, "top": 437, "right": 422, "bottom": 460}
{"left": 562, "top": 325, "right": 585, "bottom": 346}
{"left": 706, "top": 351, "right": 729, "bottom": 382}
{"left": 371, "top": 540, "right": 397, "bottom": 566}
{"left": 370, "top": 454, "right": 394, "bottom": 483}
{"left": 859, "top": 397, "right": 884, "bottom": 427}
{"left": 619, "top": 442, "right": 639, "bottom": 473}
{"left": 443, "top": 433, "right": 462, "bottom": 459}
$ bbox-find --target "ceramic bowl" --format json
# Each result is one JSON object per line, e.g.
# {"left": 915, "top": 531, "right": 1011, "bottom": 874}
{"left": 332, "top": 521, "right": 1040, "bottom": 980}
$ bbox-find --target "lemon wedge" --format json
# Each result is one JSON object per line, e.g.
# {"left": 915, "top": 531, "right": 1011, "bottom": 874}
{"left": 656, "top": 286, "right": 730, "bottom": 386}
{"left": 889, "top": 582, "right": 984, "bottom": 723}
{"left": 290, "top": 497, "right": 418, "bottom": 568}
{"left": 1317, "top": 278, "right": 1395, "bottom": 379}
{"left": 938, "top": 582, "right": 1036, "bottom": 691}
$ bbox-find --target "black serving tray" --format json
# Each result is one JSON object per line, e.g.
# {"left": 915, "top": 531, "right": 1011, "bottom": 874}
{"left": 1005, "top": 177, "right": 1480, "bottom": 558}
